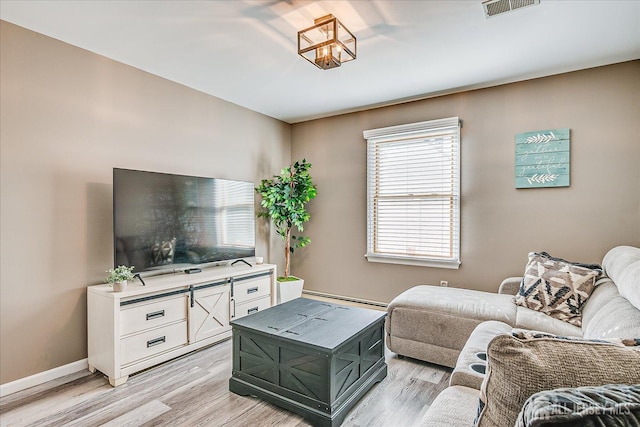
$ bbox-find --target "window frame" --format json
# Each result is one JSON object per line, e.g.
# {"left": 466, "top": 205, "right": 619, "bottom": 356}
{"left": 363, "top": 117, "right": 461, "bottom": 269}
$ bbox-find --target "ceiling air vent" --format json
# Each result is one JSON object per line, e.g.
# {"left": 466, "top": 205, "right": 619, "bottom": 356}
{"left": 483, "top": 0, "right": 540, "bottom": 18}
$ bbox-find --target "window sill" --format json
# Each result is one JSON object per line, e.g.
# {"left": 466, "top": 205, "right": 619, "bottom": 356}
{"left": 365, "top": 253, "right": 461, "bottom": 269}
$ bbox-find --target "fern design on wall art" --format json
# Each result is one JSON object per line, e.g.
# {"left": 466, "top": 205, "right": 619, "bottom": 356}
{"left": 527, "top": 174, "right": 560, "bottom": 185}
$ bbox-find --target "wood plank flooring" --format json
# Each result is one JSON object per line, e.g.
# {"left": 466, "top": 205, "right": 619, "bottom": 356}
{"left": 0, "top": 340, "right": 451, "bottom": 426}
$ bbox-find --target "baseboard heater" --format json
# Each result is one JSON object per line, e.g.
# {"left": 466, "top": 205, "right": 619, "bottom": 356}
{"left": 302, "top": 290, "right": 388, "bottom": 309}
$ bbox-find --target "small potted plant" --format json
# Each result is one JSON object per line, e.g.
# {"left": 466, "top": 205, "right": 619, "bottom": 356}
{"left": 106, "top": 265, "right": 135, "bottom": 292}
{"left": 256, "top": 159, "right": 316, "bottom": 304}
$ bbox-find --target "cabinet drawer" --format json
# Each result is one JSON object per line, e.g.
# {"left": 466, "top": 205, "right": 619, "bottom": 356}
{"left": 121, "top": 320, "right": 187, "bottom": 366}
{"left": 234, "top": 276, "right": 271, "bottom": 304}
{"left": 234, "top": 296, "right": 271, "bottom": 319}
{"left": 120, "top": 295, "right": 187, "bottom": 337}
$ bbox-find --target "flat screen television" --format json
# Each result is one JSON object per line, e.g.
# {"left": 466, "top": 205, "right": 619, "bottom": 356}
{"left": 113, "top": 168, "right": 255, "bottom": 275}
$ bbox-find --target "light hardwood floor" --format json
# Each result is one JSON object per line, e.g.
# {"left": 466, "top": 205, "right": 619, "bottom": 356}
{"left": 0, "top": 340, "right": 451, "bottom": 426}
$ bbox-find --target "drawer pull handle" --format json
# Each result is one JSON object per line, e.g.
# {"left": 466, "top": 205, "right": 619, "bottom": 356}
{"left": 147, "top": 336, "right": 166, "bottom": 348}
{"left": 247, "top": 287, "right": 259, "bottom": 294}
{"left": 247, "top": 307, "right": 259, "bottom": 314}
{"left": 146, "top": 310, "right": 165, "bottom": 320}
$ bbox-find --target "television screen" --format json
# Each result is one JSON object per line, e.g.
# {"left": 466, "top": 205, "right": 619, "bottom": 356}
{"left": 113, "top": 168, "right": 255, "bottom": 274}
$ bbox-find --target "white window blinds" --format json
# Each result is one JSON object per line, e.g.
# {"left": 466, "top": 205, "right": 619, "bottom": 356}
{"left": 364, "top": 117, "right": 461, "bottom": 269}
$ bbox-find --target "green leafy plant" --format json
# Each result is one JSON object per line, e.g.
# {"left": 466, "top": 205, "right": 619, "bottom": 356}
{"left": 106, "top": 265, "right": 135, "bottom": 284}
{"left": 256, "top": 159, "right": 317, "bottom": 279}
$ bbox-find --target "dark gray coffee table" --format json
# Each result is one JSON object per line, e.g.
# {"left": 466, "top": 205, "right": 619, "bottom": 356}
{"left": 229, "top": 298, "right": 387, "bottom": 427}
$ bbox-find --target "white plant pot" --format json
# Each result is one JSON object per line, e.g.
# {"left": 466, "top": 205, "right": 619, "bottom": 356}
{"left": 112, "top": 280, "right": 128, "bottom": 292}
{"left": 277, "top": 277, "right": 304, "bottom": 304}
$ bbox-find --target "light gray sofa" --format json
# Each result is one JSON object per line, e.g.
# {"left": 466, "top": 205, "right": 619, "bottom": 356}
{"left": 385, "top": 245, "right": 640, "bottom": 425}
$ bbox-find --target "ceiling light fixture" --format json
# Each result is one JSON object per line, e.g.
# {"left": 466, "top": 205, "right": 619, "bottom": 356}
{"left": 298, "top": 14, "right": 356, "bottom": 70}
{"left": 482, "top": 0, "right": 540, "bottom": 18}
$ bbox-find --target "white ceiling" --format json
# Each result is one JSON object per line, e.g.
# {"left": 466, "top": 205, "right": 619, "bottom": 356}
{"left": 1, "top": 1, "right": 639, "bottom": 124}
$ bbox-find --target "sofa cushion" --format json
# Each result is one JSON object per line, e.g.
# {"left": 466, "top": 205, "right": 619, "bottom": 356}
{"left": 617, "top": 260, "right": 640, "bottom": 310}
{"left": 602, "top": 246, "right": 640, "bottom": 311}
{"left": 581, "top": 287, "right": 640, "bottom": 340}
{"left": 580, "top": 279, "right": 619, "bottom": 332}
{"left": 475, "top": 334, "right": 640, "bottom": 427}
{"left": 515, "top": 305, "right": 582, "bottom": 337}
{"left": 515, "top": 384, "right": 640, "bottom": 427}
{"left": 602, "top": 245, "right": 640, "bottom": 285}
{"left": 386, "top": 285, "right": 516, "bottom": 367}
{"left": 387, "top": 285, "right": 517, "bottom": 325}
{"left": 420, "top": 385, "right": 479, "bottom": 427}
{"left": 513, "top": 252, "right": 601, "bottom": 327}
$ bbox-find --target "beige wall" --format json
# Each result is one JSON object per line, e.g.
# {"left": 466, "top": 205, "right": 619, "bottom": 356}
{"left": 2, "top": 19, "right": 639, "bottom": 386}
{"left": 291, "top": 61, "right": 640, "bottom": 303}
{"left": 0, "top": 21, "right": 290, "bottom": 384}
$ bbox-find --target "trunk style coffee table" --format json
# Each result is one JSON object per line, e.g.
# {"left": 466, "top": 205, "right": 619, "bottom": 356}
{"left": 229, "top": 298, "right": 387, "bottom": 427}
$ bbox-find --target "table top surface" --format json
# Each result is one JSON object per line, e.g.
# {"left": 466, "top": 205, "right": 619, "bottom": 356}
{"left": 230, "top": 298, "right": 386, "bottom": 350}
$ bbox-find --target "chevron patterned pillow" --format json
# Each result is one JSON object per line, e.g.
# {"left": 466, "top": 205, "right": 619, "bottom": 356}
{"left": 513, "top": 252, "right": 602, "bottom": 327}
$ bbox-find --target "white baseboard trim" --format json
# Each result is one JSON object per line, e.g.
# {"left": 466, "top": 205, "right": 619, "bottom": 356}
{"left": 302, "top": 290, "right": 388, "bottom": 309}
{"left": 0, "top": 358, "right": 89, "bottom": 398}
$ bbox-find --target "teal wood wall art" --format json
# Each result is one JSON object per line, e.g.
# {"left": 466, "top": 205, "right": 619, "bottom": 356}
{"left": 515, "top": 128, "right": 570, "bottom": 189}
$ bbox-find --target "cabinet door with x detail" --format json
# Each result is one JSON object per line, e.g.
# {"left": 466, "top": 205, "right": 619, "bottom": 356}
{"left": 189, "top": 284, "right": 231, "bottom": 343}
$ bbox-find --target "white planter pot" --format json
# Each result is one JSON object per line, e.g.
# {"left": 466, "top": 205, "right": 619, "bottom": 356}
{"left": 112, "top": 280, "right": 128, "bottom": 292}
{"left": 277, "top": 277, "right": 304, "bottom": 304}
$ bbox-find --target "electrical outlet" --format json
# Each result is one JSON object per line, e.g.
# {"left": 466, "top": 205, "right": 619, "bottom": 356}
{"left": 440, "top": 280, "right": 448, "bottom": 287}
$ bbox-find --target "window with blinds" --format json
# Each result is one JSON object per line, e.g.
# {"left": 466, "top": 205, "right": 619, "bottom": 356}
{"left": 363, "top": 117, "right": 461, "bottom": 269}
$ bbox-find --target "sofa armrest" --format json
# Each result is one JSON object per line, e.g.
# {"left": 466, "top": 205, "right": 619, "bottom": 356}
{"left": 498, "top": 277, "right": 521, "bottom": 295}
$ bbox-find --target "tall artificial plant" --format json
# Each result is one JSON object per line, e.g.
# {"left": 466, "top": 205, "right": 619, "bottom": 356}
{"left": 256, "top": 159, "right": 317, "bottom": 279}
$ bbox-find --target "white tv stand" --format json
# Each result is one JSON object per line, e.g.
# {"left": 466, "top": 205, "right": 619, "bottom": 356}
{"left": 87, "top": 263, "right": 276, "bottom": 386}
